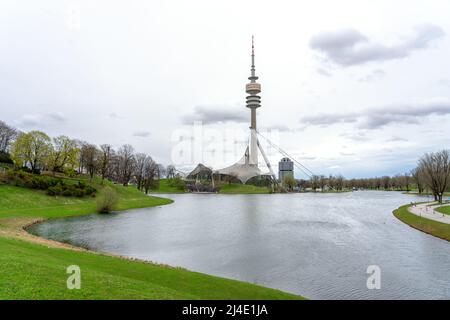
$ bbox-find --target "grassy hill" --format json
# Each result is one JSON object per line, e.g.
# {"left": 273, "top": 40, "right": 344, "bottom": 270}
{"left": 0, "top": 179, "right": 171, "bottom": 219}
{"left": 149, "top": 178, "right": 186, "bottom": 193}
{"left": 0, "top": 175, "right": 302, "bottom": 300}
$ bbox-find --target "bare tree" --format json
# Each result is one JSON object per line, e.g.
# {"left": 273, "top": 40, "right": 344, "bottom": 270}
{"left": 76, "top": 140, "right": 89, "bottom": 174}
{"left": 99, "top": 144, "right": 114, "bottom": 183}
{"left": 142, "top": 157, "right": 159, "bottom": 194}
{"left": 411, "top": 167, "right": 425, "bottom": 194}
{"left": 157, "top": 164, "right": 166, "bottom": 180}
{"left": 166, "top": 164, "right": 176, "bottom": 179}
{"left": 117, "top": 144, "right": 135, "bottom": 186}
{"left": 382, "top": 176, "right": 391, "bottom": 190}
{"left": 328, "top": 175, "right": 336, "bottom": 190}
{"left": 393, "top": 174, "right": 405, "bottom": 191}
{"left": 319, "top": 175, "right": 327, "bottom": 192}
{"left": 419, "top": 150, "right": 450, "bottom": 203}
{"left": 80, "top": 143, "right": 99, "bottom": 180}
{"left": 403, "top": 173, "right": 411, "bottom": 192}
{"left": 0, "top": 120, "right": 17, "bottom": 153}
{"left": 310, "top": 175, "right": 320, "bottom": 192}
{"left": 134, "top": 153, "right": 150, "bottom": 190}
{"left": 335, "top": 174, "right": 345, "bottom": 191}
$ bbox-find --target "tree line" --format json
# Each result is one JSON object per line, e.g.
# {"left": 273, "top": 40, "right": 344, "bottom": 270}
{"left": 0, "top": 120, "right": 177, "bottom": 193}
{"left": 301, "top": 149, "right": 450, "bottom": 203}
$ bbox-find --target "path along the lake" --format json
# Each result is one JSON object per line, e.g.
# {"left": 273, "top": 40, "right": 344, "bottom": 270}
{"left": 408, "top": 203, "right": 450, "bottom": 224}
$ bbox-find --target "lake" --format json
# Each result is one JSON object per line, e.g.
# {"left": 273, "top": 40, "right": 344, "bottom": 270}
{"left": 28, "top": 191, "right": 450, "bottom": 300}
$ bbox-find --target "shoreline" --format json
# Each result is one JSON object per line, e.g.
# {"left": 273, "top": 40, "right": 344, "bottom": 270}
{"left": 1, "top": 199, "right": 182, "bottom": 266}
{"left": 0, "top": 190, "right": 303, "bottom": 299}
{"left": 393, "top": 203, "right": 450, "bottom": 242}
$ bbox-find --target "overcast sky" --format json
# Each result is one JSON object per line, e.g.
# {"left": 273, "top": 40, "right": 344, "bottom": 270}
{"left": 1, "top": 0, "right": 449, "bottom": 178}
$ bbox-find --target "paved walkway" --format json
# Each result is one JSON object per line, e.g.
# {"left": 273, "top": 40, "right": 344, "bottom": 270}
{"left": 408, "top": 203, "right": 450, "bottom": 225}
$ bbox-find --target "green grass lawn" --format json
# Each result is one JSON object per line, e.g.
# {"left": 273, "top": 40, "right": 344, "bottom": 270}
{"left": 219, "top": 183, "right": 270, "bottom": 194}
{"left": 150, "top": 178, "right": 185, "bottom": 193}
{"left": 0, "top": 237, "right": 300, "bottom": 300}
{"left": 393, "top": 204, "right": 450, "bottom": 242}
{"left": 0, "top": 182, "right": 171, "bottom": 219}
{"left": 435, "top": 205, "right": 450, "bottom": 216}
{"left": 0, "top": 177, "right": 302, "bottom": 300}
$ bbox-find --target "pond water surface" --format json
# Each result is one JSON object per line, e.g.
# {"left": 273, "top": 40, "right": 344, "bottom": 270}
{"left": 28, "top": 191, "right": 450, "bottom": 299}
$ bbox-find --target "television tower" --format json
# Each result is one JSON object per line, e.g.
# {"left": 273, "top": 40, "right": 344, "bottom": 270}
{"left": 214, "top": 36, "right": 276, "bottom": 184}
{"left": 246, "top": 35, "right": 261, "bottom": 165}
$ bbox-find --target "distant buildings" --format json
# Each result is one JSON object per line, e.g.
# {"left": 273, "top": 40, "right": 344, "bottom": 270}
{"left": 278, "top": 157, "right": 294, "bottom": 181}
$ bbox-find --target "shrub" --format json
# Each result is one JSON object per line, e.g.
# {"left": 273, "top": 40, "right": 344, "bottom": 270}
{"left": 96, "top": 186, "right": 118, "bottom": 214}
{"left": 47, "top": 184, "right": 63, "bottom": 196}
{"left": 30, "top": 176, "right": 61, "bottom": 189}
{"left": 73, "top": 188, "right": 85, "bottom": 197}
{"left": 2, "top": 170, "right": 97, "bottom": 198}
{"left": 4, "top": 170, "right": 33, "bottom": 187}
{"left": 62, "top": 188, "right": 73, "bottom": 197}
{"left": 168, "top": 177, "right": 186, "bottom": 191}
{"left": 84, "top": 185, "right": 96, "bottom": 196}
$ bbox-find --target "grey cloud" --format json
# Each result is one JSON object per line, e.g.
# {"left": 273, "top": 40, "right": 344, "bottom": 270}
{"left": 386, "top": 136, "right": 408, "bottom": 142}
{"left": 47, "top": 112, "right": 67, "bottom": 122}
{"left": 15, "top": 112, "right": 67, "bottom": 129}
{"left": 15, "top": 114, "right": 42, "bottom": 128}
{"left": 182, "top": 105, "right": 247, "bottom": 125}
{"left": 316, "top": 68, "right": 332, "bottom": 77}
{"left": 310, "top": 24, "right": 445, "bottom": 66}
{"left": 362, "top": 98, "right": 450, "bottom": 129}
{"left": 301, "top": 98, "right": 450, "bottom": 129}
{"left": 133, "top": 130, "right": 151, "bottom": 137}
{"left": 301, "top": 113, "right": 358, "bottom": 126}
{"left": 109, "top": 112, "right": 125, "bottom": 119}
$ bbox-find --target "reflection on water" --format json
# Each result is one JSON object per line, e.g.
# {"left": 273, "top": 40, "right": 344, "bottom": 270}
{"left": 28, "top": 191, "right": 450, "bottom": 299}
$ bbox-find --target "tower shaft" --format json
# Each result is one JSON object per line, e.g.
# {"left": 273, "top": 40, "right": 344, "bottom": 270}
{"left": 251, "top": 108, "right": 256, "bottom": 130}
{"left": 246, "top": 36, "right": 261, "bottom": 166}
